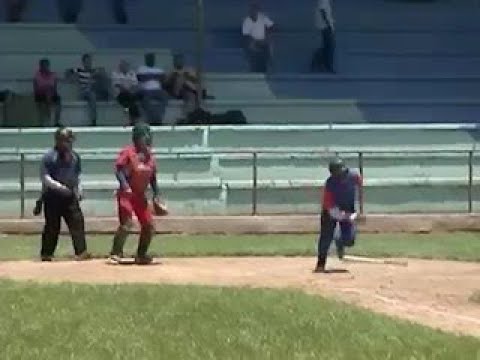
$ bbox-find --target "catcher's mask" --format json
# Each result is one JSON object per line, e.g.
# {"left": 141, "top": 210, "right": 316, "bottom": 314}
{"left": 132, "top": 122, "right": 152, "bottom": 149}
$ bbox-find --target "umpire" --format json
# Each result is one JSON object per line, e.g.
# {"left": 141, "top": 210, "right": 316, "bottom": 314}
{"left": 39, "top": 127, "right": 90, "bottom": 261}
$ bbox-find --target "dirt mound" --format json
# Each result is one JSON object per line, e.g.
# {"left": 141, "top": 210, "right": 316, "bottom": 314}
{"left": 0, "top": 257, "right": 479, "bottom": 337}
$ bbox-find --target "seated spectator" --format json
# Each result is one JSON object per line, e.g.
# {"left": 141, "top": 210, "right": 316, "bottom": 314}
{"left": 312, "top": 0, "right": 336, "bottom": 73}
{"left": 112, "top": 60, "right": 140, "bottom": 126}
{"left": 136, "top": 53, "right": 168, "bottom": 125}
{"left": 34, "top": 58, "right": 62, "bottom": 127}
{"left": 242, "top": 2, "right": 275, "bottom": 73}
{"left": 66, "top": 53, "right": 110, "bottom": 126}
{"left": 165, "top": 53, "right": 211, "bottom": 115}
{"left": 57, "top": 0, "right": 127, "bottom": 24}
{"left": 5, "top": 0, "right": 27, "bottom": 22}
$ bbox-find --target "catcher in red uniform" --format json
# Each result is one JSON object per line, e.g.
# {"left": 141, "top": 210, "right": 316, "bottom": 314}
{"left": 109, "top": 122, "right": 168, "bottom": 265}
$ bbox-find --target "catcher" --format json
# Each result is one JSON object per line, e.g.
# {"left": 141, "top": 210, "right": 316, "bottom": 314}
{"left": 315, "top": 158, "right": 363, "bottom": 273}
{"left": 109, "top": 122, "right": 168, "bottom": 265}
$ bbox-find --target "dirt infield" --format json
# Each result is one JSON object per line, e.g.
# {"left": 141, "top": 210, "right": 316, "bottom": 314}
{"left": 0, "top": 257, "right": 479, "bottom": 337}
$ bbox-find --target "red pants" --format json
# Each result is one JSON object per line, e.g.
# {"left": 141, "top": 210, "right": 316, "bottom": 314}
{"left": 117, "top": 191, "right": 152, "bottom": 227}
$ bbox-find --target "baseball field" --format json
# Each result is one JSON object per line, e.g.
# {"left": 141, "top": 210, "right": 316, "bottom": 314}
{"left": 0, "top": 233, "right": 479, "bottom": 359}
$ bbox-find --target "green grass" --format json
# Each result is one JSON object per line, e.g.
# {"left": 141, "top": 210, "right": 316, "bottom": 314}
{"left": 0, "top": 280, "right": 478, "bottom": 360}
{"left": 0, "top": 232, "right": 480, "bottom": 261}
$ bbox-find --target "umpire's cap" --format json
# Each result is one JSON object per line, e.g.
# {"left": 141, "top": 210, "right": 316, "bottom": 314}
{"left": 328, "top": 158, "right": 346, "bottom": 175}
{"left": 54, "top": 127, "right": 75, "bottom": 142}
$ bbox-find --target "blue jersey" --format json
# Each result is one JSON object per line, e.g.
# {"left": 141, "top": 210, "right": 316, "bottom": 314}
{"left": 40, "top": 149, "right": 82, "bottom": 190}
{"left": 323, "top": 169, "right": 362, "bottom": 213}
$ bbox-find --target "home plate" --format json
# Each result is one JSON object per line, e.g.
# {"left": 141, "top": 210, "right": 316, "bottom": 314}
{"left": 105, "top": 258, "right": 162, "bottom": 266}
{"left": 342, "top": 255, "right": 408, "bottom": 267}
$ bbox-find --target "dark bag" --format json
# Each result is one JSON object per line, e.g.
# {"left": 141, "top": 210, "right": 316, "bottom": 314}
{"left": 210, "top": 110, "right": 247, "bottom": 125}
{"left": 177, "top": 108, "right": 247, "bottom": 126}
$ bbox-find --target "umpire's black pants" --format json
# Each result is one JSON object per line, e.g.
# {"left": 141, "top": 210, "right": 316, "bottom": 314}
{"left": 41, "top": 191, "right": 87, "bottom": 257}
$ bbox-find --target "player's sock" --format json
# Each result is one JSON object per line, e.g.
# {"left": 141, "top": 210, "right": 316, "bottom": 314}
{"left": 136, "top": 225, "right": 153, "bottom": 258}
{"left": 111, "top": 225, "right": 129, "bottom": 256}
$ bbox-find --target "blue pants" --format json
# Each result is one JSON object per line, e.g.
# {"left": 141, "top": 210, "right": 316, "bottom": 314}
{"left": 317, "top": 210, "right": 356, "bottom": 259}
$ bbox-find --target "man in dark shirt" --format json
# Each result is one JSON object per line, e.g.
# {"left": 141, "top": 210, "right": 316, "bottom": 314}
{"left": 39, "top": 127, "right": 90, "bottom": 261}
{"left": 315, "top": 158, "right": 363, "bottom": 273}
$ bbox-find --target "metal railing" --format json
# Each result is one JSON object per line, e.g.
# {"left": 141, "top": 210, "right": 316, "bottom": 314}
{"left": 1, "top": 148, "right": 478, "bottom": 218}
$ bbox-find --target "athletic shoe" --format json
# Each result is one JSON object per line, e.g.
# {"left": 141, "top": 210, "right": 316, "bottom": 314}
{"left": 41, "top": 256, "right": 53, "bottom": 262}
{"left": 135, "top": 255, "right": 153, "bottom": 265}
{"left": 107, "top": 254, "right": 123, "bottom": 264}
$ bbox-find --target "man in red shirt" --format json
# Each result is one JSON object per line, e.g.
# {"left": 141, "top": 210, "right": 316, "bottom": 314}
{"left": 110, "top": 122, "right": 167, "bottom": 264}
{"left": 315, "top": 158, "right": 363, "bottom": 273}
{"left": 34, "top": 58, "right": 62, "bottom": 127}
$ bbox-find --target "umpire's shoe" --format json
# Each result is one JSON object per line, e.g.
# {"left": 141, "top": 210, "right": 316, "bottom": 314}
{"left": 75, "top": 251, "right": 92, "bottom": 261}
{"left": 135, "top": 255, "right": 154, "bottom": 265}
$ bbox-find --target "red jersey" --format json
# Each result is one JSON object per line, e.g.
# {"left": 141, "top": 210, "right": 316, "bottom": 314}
{"left": 115, "top": 145, "right": 156, "bottom": 194}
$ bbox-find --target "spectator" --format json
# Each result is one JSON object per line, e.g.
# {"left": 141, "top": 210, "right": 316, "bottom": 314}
{"left": 34, "top": 58, "right": 62, "bottom": 127}
{"left": 66, "top": 53, "right": 110, "bottom": 126}
{"left": 242, "top": 2, "right": 274, "bottom": 73}
{"left": 5, "top": 0, "right": 27, "bottom": 22}
{"left": 165, "top": 53, "right": 209, "bottom": 115}
{"left": 112, "top": 60, "right": 140, "bottom": 126}
{"left": 313, "top": 0, "right": 335, "bottom": 73}
{"left": 137, "top": 53, "right": 168, "bottom": 125}
{"left": 57, "top": 0, "right": 127, "bottom": 24}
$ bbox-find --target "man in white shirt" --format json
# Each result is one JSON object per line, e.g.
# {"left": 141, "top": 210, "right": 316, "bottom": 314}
{"left": 242, "top": 2, "right": 275, "bottom": 73}
{"left": 313, "top": 0, "right": 336, "bottom": 73}
{"left": 112, "top": 60, "right": 140, "bottom": 125}
{"left": 136, "top": 53, "right": 168, "bottom": 125}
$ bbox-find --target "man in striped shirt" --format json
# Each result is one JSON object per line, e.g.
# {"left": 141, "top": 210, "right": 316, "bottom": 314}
{"left": 137, "top": 53, "right": 168, "bottom": 125}
{"left": 67, "top": 54, "right": 109, "bottom": 126}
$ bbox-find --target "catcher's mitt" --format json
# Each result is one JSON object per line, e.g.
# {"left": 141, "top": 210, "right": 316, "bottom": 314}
{"left": 152, "top": 199, "right": 169, "bottom": 216}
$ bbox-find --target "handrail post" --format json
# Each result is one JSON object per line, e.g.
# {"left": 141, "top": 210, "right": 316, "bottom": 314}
{"left": 358, "top": 151, "right": 364, "bottom": 214}
{"left": 20, "top": 153, "right": 25, "bottom": 219}
{"left": 252, "top": 152, "right": 258, "bottom": 216}
{"left": 468, "top": 150, "right": 473, "bottom": 213}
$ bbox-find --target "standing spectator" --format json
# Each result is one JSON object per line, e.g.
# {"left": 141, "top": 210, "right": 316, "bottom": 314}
{"left": 5, "top": 0, "right": 27, "bottom": 22}
{"left": 242, "top": 2, "right": 275, "bottom": 73}
{"left": 112, "top": 0, "right": 127, "bottom": 24}
{"left": 39, "top": 127, "right": 90, "bottom": 262}
{"left": 34, "top": 58, "right": 62, "bottom": 127}
{"left": 313, "top": 0, "right": 335, "bottom": 73}
{"left": 112, "top": 60, "right": 140, "bottom": 126}
{"left": 67, "top": 54, "right": 110, "bottom": 126}
{"left": 57, "top": 0, "right": 127, "bottom": 24}
{"left": 137, "top": 53, "right": 168, "bottom": 125}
